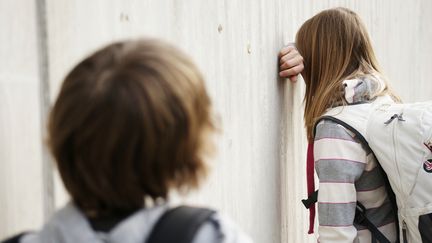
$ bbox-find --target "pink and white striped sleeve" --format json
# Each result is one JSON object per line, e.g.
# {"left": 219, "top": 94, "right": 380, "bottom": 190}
{"left": 314, "top": 120, "right": 367, "bottom": 243}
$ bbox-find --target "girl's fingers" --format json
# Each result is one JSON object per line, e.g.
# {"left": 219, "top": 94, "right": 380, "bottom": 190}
{"left": 280, "top": 54, "right": 303, "bottom": 69}
{"left": 279, "top": 49, "right": 299, "bottom": 65}
{"left": 279, "top": 64, "right": 304, "bottom": 78}
{"left": 278, "top": 45, "right": 296, "bottom": 58}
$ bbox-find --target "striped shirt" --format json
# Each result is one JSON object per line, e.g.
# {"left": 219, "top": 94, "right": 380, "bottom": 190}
{"left": 314, "top": 75, "right": 397, "bottom": 243}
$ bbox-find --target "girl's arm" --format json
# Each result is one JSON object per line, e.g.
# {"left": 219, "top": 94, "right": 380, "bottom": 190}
{"left": 314, "top": 120, "right": 366, "bottom": 243}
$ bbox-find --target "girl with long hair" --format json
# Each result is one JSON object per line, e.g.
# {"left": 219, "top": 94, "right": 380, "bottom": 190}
{"left": 279, "top": 8, "right": 399, "bottom": 242}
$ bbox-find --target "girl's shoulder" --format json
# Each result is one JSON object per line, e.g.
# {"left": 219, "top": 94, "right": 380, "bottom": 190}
{"left": 314, "top": 119, "right": 357, "bottom": 143}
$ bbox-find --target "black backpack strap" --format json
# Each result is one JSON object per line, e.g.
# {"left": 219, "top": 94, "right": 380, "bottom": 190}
{"left": 304, "top": 116, "right": 400, "bottom": 243}
{"left": 355, "top": 202, "right": 391, "bottom": 243}
{"left": 1, "top": 233, "right": 29, "bottom": 243}
{"left": 302, "top": 190, "right": 318, "bottom": 209}
{"left": 146, "top": 206, "right": 216, "bottom": 243}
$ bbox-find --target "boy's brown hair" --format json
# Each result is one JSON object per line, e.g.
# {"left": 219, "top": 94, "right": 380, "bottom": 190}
{"left": 48, "top": 39, "right": 214, "bottom": 216}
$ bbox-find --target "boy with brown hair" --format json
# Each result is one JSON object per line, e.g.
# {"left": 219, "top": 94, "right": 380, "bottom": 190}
{"left": 2, "top": 39, "right": 252, "bottom": 243}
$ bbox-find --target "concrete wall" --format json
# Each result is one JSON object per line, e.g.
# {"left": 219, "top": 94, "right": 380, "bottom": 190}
{"left": 0, "top": 0, "right": 45, "bottom": 237}
{"left": 1, "top": 0, "right": 431, "bottom": 242}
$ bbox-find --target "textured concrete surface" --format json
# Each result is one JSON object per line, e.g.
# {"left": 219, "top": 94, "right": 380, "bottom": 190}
{"left": 1, "top": 0, "right": 431, "bottom": 242}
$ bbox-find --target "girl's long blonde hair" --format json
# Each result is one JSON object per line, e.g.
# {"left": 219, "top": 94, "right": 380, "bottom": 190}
{"left": 296, "top": 7, "right": 399, "bottom": 142}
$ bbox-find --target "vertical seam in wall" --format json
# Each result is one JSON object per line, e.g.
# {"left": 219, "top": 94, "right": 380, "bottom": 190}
{"left": 276, "top": 0, "right": 288, "bottom": 242}
{"left": 35, "top": 0, "right": 55, "bottom": 221}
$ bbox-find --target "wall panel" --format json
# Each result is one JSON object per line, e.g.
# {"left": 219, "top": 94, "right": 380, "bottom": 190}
{"left": 45, "top": 1, "right": 287, "bottom": 242}
{"left": 1, "top": 0, "right": 431, "bottom": 242}
{"left": 0, "top": 0, "right": 44, "bottom": 237}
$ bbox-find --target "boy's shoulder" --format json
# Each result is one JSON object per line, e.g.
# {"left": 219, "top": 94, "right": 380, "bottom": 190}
{"left": 3, "top": 203, "right": 252, "bottom": 243}
{"left": 1, "top": 233, "right": 29, "bottom": 243}
{"left": 193, "top": 212, "right": 253, "bottom": 243}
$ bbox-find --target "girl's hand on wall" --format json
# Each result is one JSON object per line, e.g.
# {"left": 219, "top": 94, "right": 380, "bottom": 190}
{"left": 278, "top": 45, "right": 304, "bottom": 82}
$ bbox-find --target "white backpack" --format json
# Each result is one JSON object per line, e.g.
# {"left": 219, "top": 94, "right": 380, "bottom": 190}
{"left": 322, "top": 95, "right": 432, "bottom": 243}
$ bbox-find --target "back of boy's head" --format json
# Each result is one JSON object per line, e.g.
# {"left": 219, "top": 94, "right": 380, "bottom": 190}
{"left": 48, "top": 39, "right": 214, "bottom": 216}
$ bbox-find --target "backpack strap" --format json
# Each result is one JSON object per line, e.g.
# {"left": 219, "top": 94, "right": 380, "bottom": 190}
{"left": 302, "top": 190, "right": 318, "bottom": 209}
{"left": 355, "top": 202, "right": 391, "bottom": 243}
{"left": 1, "top": 232, "right": 29, "bottom": 243}
{"left": 146, "top": 206, "right": 216, "bottom": 243}
{"left": 304, "top": 116, "right": 400, "bottom": 243}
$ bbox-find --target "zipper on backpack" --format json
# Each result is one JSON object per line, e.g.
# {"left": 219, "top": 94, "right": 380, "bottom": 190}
{"left": 402, "top": 221, "right": 408, "bottom": 243}
{"left": 391, "top": 118, "right": 405, "bottom": 193}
